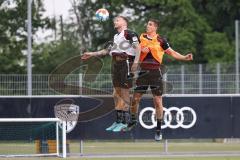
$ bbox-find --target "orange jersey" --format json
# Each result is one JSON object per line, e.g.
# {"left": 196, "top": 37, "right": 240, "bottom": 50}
{"left": 140, "top": 33, "right": 170, "bottom": 65}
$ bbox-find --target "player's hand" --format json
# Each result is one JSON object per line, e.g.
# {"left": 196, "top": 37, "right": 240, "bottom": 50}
{"left": 81, "top": 52, "right": 93, "bottom": 60}
{"left": 141, "top": 47, "right": 150, "bottom": 54}
{"left": 185, "top": 53, "right": 193, "bottom": 61}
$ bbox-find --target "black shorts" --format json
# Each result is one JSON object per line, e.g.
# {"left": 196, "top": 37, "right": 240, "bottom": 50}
{"left": 111, "top": 58, "right": 133, "bottom": 89}
{"left": 134, "top": 69, "right": 163, "bottom": 96}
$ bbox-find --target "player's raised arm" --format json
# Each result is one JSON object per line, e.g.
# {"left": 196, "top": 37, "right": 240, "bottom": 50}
{"left": 165, "top": 48, "right": 193, "bottom": 61}
{"left": 81, "top": 40, "right": 113, "bottom": 60}
{"left": 81, "top": 49, "right": 109, "bottom": 60}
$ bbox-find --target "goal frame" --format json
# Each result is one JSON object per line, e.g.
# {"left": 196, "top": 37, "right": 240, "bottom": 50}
{"left": 0, "top": 118, "right": 66, "bottom": 158}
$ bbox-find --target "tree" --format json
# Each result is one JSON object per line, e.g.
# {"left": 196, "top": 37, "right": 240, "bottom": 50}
{"left": 124, "top": 0, "right": 210, "bottom": 64}
{"left": 32, "top": 0, "right": 239, "bottom": 74}
{"left": 192, "top": 0, "right": 240, "bottom": 41}
{"left": 33, "top": 0, "right": 125, "bottom": 74}
{"left": 32, "top": 34, "right": 80, "bottom": 74}
{"left": 203, "top": 32, "right": 234, "bottom": 64}
{"left": 0, "top": 0, "right": 51, "bottom": 73}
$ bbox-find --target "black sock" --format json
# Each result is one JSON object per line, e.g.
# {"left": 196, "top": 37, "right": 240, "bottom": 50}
{"left": 116, "top": 110, "right": 122, "bottom": 123}
{"left": 122, "top": 111, "right": 128, "bottom": 124}
{"left": 156, "top": 119, "right": 162, "bottom": 131}
{"left": 131, "top": 114, "right": 137, "bottom": 123}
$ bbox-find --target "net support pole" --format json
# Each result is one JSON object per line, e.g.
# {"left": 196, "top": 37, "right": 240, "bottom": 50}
{"left": 163, "top": 139, "right": 168, "bottom": 153}
{"left": 56, "top": 121, "right": 59, "bottom": 157}
{"left": 199, "top": 64, "right": 203, "bottom": 94}
{"left": 80, "top": 140, "right": 83, "bottom": 155}
{"left": 79, "top": 73, "right": 83, "bottom": 95}
{"left": 62, "top": 121, "right": 67, "bottom": 158}
{"left": 236, "top": 20, "right": 239, "bottom": 93}
{"left": 217, "top": 63, "right": 221, "bottom": 94}
{"left": 181, "top": 65, "right": 185, "bottom": 94}
{"left": 163, "top": 73, "right": 167, "bottom": 94}
{"left": 27, "top": 0, "right": 32, "bottom": 96}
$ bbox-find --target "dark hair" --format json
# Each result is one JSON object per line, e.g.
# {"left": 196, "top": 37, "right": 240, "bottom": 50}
{"left": 149, "top": 19, "right": 160, "bottom": 28}
{"left": 117, "top": 16, "right": 129, "bottom": 24}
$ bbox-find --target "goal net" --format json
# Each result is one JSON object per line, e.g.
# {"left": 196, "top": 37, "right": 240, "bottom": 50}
{"left": 0, "top": 118, "right": 66, "bottom": 158}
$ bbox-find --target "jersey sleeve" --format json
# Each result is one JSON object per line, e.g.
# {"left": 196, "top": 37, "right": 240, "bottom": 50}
{"left": 157, "top": 36, "right": 170, "bottom": 50}
{"left": 124, "top": 30, "right": 140, "bottom": 44}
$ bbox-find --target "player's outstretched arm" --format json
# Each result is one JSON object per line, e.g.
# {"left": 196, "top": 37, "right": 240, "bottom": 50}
{"left": 81, "top": 49, "right": 109, "bottom": 60}
{"left": 165, "top": 48, "right": 193, "bottom": 61}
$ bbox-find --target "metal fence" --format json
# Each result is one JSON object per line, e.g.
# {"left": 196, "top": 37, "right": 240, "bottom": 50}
{"left": 0, "top": 63, "right": 239, "bottom": 95}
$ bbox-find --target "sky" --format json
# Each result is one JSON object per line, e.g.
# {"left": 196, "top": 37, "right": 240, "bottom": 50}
{"left": 43, "top": 0, "right": 71, "bottom": 19}
{"left": 35, "top": 0, "right": 72, "bottom": 43}
{"left": 37, "top": 0, "right": 133, "bottom": 42}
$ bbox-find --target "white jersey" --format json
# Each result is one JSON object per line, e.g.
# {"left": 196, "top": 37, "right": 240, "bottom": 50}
{"left": 109, "top": 29, "right": 139, "bottom": 56}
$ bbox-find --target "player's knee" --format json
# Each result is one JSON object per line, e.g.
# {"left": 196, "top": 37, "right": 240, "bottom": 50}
{"left": 113, "top": 91, "right": 119, "bottom": 98}
{"left": 153, "top": 96, "right": 161, "bottom": 102}
{"left": 153, "top": 97, "right": 162, "bottom": 107}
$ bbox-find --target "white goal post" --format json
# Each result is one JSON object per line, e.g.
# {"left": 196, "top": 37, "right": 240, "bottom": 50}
{"left": 0, "top": 118, "right": 66, "bottom": 158}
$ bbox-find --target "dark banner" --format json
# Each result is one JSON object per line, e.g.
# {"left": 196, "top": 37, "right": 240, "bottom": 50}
{"left": 0, "top": 95, "right": 239, "bottom": 139}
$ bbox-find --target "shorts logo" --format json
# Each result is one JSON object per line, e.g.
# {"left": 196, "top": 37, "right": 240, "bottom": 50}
{"left": 139, "top": 106, "right": 197, "bottom": 129}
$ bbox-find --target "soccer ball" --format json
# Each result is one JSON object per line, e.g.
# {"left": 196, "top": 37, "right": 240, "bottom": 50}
{"left": 95, "top": 8, "right": 109, "bottom": 21}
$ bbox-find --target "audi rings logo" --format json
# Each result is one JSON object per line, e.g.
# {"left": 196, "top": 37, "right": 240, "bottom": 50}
{"left": 139, "top": 107, "right": 197, "bottom": 129}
